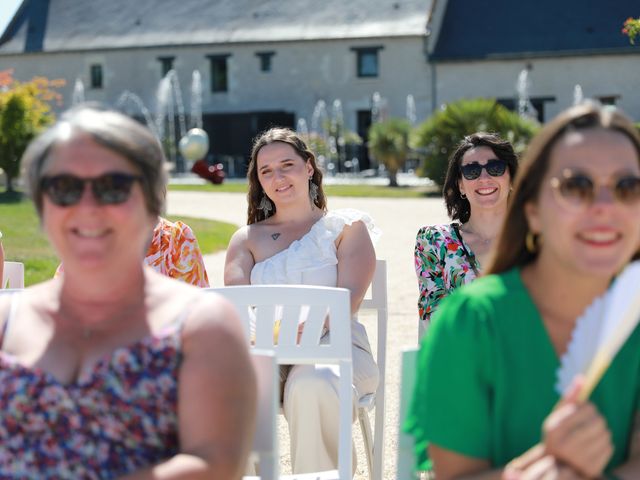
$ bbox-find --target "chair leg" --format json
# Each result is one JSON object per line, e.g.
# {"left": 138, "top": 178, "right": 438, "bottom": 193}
{"left": 358, "top": 407, "right": 374, "bottom": 479}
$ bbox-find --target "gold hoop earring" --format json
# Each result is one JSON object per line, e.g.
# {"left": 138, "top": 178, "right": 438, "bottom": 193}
{"left": 525, "top": 231, "right": 539, "bottom": 254}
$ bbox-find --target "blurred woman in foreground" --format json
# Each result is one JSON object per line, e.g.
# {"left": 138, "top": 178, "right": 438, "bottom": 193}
{"left": 407, "top": 103, "right": 640, "bottom": 479}
{"left": 0, "top": 105, "right": 255, "bottom": 479}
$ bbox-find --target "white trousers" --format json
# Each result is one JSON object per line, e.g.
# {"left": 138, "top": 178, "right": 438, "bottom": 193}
{"left": 281, "top": 343, "right": 379, "bottom": 474}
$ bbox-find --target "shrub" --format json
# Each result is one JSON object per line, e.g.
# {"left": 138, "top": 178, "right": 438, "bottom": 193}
{"left": 411, "top": 98, "right": 538, "bottom": 188}
{"left": 0, "top": 70, "right": 64, "bottom": 192}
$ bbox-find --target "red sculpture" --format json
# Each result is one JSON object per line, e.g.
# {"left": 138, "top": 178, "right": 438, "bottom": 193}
{"left": 191, "top": 160, "right": 225, "bottom": 185}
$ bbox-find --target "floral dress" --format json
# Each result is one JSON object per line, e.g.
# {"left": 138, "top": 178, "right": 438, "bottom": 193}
{"left": 415, "top": 223, "right": 479, "bottom": 326}
{"left": 0, "top": 296, "right": 184, "bottom": 478}
{"left": 55, "top": 217, "right": 210, "bottom": 287}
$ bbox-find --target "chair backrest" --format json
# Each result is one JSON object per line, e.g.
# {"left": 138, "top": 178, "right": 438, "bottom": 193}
{"left": 397, "top": 348, "right": 419, "bottom": 480}
{"left": 359, "top": 259, "right": 388, "bottom": 476}
{"left": 248, "top": 350, "right": 278, "bottom": 480}
{"left": 3, "top": 262, "right": 24, "bottom": 289}
{"left": 209, "top": 285, "right": 353, "bottom": 479}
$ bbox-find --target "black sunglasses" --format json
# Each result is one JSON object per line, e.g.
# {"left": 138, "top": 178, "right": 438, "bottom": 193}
{"left": 40, "top": 172, "right": 143, "bottom": 207}
{"left": 460, "top": 159, "right": 507, "bottom": 180}
{"left": 550, "top": 171, "right": 640, "bottom": 210}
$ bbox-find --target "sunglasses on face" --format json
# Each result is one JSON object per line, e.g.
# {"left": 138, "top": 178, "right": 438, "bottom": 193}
{"left": 550, "top": 170, "right": 640, "bottom": 210}
{"left": 460, "top": 159, "right": 507, "bottom": 180}
{"left": 40, "top": 172, "right": 143, "bottom": 207}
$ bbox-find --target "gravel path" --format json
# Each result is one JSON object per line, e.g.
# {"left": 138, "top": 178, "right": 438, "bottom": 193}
{"left": 167, "top": 190, "right": 449, "bottom": 479}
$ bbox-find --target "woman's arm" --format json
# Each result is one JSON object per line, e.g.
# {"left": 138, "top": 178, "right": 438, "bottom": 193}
{"left": 415, "top": 227, "right": 448, "bottom": 324}
{"left": 336, "top": 220, "right": 376, "bottom": 316}
{"left": 121, "top": 294, "right": 257, "bottom": 480}
{"left": 224, "top": 227, "right": 255, "bottom": 286}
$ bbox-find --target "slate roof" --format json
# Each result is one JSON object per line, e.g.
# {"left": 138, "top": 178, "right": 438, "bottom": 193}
{"left": 431, "top": 0, "right": 639, "bottom": 61}
{"left": 0, "top": 0, "right": 432, "bottom": 54}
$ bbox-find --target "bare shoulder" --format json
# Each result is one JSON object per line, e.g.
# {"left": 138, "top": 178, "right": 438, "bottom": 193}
{"left": 337, "top": 217, "right": 371, "bottom": 247}
{"left": 0, "top": 280, "right": 59, "bottom": 335}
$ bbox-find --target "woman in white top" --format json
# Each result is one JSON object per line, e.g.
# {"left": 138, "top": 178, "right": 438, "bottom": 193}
{"left": 225, "top": 127, "right": 380, "bottom": 474}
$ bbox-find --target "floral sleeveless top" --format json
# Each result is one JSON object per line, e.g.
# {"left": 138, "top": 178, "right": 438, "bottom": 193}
{"left": 0, "top": 296, "right": 184, "bottom": 478}
{"left": 415, "top": 223, "right": 479, "bottom": 326}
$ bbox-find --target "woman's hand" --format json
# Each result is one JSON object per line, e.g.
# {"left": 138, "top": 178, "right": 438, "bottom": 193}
{"left": 542, "top": 377, "right": 613, "bottom": 478}
{"left": 503, "top": 444, "right": 584, "bottom": 480}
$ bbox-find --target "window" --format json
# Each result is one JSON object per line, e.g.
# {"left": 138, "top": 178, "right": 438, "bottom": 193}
{"left": 351, "top": 46, "right": 384, "bottom": 78}
{"left": 158, "top": 56, "right": 175, "bottom": 77}
{"left": 90, "top": 64, "right": 103, "bottom": 89}
{"left": 256, "top": 51, "right": 275, "bottom": 72}
{"left": 207, "top": 54, "right": 231, "bottom": 92}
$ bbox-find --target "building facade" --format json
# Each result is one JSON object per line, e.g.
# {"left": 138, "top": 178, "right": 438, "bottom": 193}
{"left": 0, "top": 0, "right": 433, "bottom": 173}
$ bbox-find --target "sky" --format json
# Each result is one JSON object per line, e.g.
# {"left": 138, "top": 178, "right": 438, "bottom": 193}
{"left": 0, "top": 0, "right": 23, "bottom": 37}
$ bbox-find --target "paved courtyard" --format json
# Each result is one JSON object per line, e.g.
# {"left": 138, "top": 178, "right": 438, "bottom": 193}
{"left": 167, "top": 190, "right": 450, "bottom": 479}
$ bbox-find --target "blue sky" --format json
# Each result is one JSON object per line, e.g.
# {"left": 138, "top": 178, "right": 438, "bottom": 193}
{"left": 0, "top": 0, "right": 22, "bottom": 37}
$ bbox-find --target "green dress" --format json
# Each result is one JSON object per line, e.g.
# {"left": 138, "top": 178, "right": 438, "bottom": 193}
{"left": 405, "top": 267, "right": 640, "bottom": 471}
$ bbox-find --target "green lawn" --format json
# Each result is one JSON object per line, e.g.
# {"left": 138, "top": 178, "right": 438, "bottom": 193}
{"left": 0, "top": 194, "right": 237, "bottom": 286}
{"left": 169, "top": 181, "right": 440, "bottom": 198}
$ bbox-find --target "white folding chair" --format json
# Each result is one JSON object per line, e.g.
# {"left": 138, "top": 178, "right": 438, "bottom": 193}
{"left": 209, "top": 285, "right": 353, "bottom": 480}
{"left": 2, "top": 261, "right": 24, "bottom": 289}
{"left": 397, "top": 348, "right": 419, "bottom": 480}
{"left": 358, "top": 259, "right": 388, "bottom": 480}
{"left": 246, "top": 350, "right": 279, "bottom": 480}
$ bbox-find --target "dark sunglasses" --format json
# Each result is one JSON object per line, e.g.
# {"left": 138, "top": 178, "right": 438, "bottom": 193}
{"left": 460, "top": 159, "right": 507, "bottom": 180}
{"left": 40, "top": 172, "right": 143, "bottom": 207}
{"left": 550, "top": 171, "right": 640, "bottom": 210}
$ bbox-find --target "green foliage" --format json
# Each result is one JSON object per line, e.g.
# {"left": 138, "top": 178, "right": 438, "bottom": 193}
{"left": 411, "top": 98, "right": 539, "bottom": 187}
{"left": 622, "top": 17, "right": 640, "bottom": 44}
{"left": 0, "top": 70, "right": 64, "bottom": 192}
{"left": 305, "top": 125, "right": 362, "bottom": 161}
{"left": 368, "top": 117, "right": 412, "bottom": 187}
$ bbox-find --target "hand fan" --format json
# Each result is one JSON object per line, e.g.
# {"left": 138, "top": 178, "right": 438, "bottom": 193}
{"left": 556, "top": 261, "right": 640, "bottom": 400}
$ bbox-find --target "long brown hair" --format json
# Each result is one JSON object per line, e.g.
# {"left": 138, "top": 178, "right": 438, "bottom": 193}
{"left": 486, "top": 102, "right": 640, "bottom": 275}
{"left": 246, "top": 127, "right": 327, "bottom": 224}
{"left": 443, "top": 132, "right": 518, "bottom": 223}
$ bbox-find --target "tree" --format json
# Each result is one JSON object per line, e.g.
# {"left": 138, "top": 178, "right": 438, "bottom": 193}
{"left": 411, "top": 98, "right": 538, "bottom": 188}
{"left": 368, "top": 118, "right": 411, "bottom": 187}
{"left": 0, "top": 70, "right": 64, "bottom": 192}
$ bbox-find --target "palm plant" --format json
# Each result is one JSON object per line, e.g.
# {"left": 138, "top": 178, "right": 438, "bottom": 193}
{"left": 411, "top": 98, "right": 539, "bottom": 188}
{"left": 368, "top": 118, "right": 411, "bottom": 187}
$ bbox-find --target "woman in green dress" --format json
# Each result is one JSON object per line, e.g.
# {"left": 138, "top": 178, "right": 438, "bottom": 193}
{"left": 407, "top": 102, "right": 640, "bottom": 479}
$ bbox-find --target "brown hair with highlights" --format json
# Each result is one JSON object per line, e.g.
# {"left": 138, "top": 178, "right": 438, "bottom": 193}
{"left": 246, "top": 127, "right": 327, "bottom": 224}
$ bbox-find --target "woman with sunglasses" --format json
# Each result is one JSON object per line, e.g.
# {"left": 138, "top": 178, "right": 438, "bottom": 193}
{"left": 415, "top": 132, "right": 517, "bottom": 336}
{"left": 407, "top": 103, "right": 640, "bottom": 479}
{"left": 0, "top": 105, "right": 256, "bottom": 478}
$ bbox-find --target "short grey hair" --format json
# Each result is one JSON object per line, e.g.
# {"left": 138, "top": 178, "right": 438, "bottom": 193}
{"left": 22, "top": 104, "right": 167, "bottom": 217}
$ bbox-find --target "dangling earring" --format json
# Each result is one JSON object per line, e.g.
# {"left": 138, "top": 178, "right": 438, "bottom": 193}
{"left": 460, "top": 191, "right": 467, "bottom": 199}
{"left": 258, "top": 194, "right": 273, "bottom": 217}
{"left": 525, "top": 231, "right": 540, "bottom": 254}
{"left": 309, "top": 178, "right": 319, "bottom": 206}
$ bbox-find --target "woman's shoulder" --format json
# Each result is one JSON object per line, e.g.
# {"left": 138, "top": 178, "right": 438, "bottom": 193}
{"left": 324, "top": 208, "right": 381, "bottom": 242}
{"left": 416, "top": 223, "right": 456, "bottom": 241}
